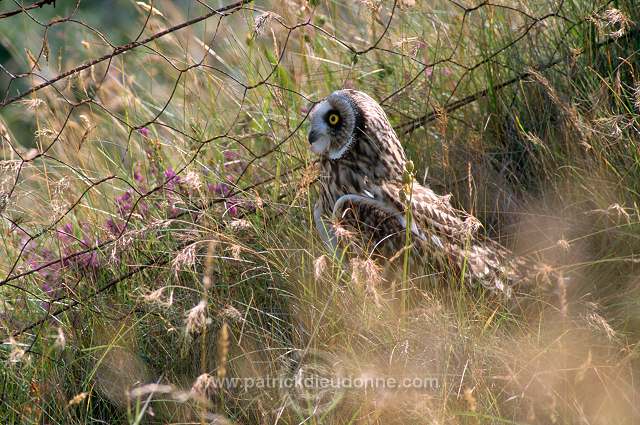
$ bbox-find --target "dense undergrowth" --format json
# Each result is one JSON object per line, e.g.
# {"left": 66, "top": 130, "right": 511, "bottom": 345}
{"left": 0, "top": 0, "right": 639, "bottom": 423}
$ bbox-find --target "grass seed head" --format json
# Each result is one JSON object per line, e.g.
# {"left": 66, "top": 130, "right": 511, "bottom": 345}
{"left": 314, "top": 255, "right": 328, "bottom": 281}
{"left": 217, "top": 322, "right": 230, "bottom": 380}
{"left": 185, "top": 300, "right": 209, "bottom": 335}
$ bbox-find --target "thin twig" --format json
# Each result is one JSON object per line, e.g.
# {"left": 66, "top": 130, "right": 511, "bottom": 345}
{"left": 396, "top": 26, "right": 640, "bottom": 135}
{"left": 0, "top": 0, "right": 56, "bottom": 20}
{"left": 0, "top": 0, "right": 253, "bottom": 107}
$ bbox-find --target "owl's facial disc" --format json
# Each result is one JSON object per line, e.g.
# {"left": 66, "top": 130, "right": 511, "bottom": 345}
{"left": 307, "top": 92, "right": 357, "bottom": 159}
{"left": 307, "top": 101, "right": 333, "bottom": 155}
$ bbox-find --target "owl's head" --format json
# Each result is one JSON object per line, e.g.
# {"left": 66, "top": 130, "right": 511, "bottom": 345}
{"left": 307, "top": 90, "right": 406, "bottom": 170}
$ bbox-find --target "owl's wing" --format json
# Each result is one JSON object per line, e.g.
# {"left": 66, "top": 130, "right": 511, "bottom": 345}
{"left": 315, "top": 193, "right": 421, "bottom": 256}
{"left": 317, "top": 184, "right": 459, "bottom": 274}
{"left": 317, "top": 181, "right": 553, "bottom": 295}
{"left": 375, "top": 181, "right": 544, "bottom": 295}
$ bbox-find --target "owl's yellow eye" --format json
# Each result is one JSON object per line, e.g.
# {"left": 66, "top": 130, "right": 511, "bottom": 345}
{"left": 328, "top": 113, "right": 340, "bottom": 126}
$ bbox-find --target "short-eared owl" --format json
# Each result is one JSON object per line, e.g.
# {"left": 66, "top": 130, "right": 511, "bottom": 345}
{"left": 308, "top": 89, "right": 546, "bottom": 295}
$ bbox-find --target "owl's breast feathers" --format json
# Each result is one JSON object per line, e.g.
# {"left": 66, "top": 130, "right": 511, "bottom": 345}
{"left": 321, "top": 179, "right": 547, "bottom": 295}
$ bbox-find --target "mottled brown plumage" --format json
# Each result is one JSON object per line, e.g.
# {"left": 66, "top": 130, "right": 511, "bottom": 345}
{"left": 308, "top": 89, "right": 549, "bottom": 295}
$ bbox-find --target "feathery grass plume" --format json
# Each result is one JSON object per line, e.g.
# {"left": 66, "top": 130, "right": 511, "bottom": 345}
{"left": 173, "top": 243, "right": 197, "bottom": 277}
{"left": 433, "top": 104, "right": 449, "bottom": 137}
{"left": 331, "top": 219, "right": 354, "bottom": 241}
{"left": 228, "top": 219, "right": 252, "bottom": 231}
{"left": 591, "top": 9, "right": 633, "bottom": 39}
{"left": 5, "top": 337, "right": 26, "bottom": 364}
{"left": 585, "top": 310, "right": 617, "bottom": 342}
{"left": 141, "top": 286, "right": 174, "bottom": 308}
{"left": 606, "top": 203, "right": 631, "bottom": 223}
{"left": 54, "top": 326, "right": 66, "bottom": 349}
{"left": 18, "top": 98, "right": 45, "bottom": 111}
{"left": 220, "top": 304, "right": 244, "bottom": 323}
{"left": 252, "top": 12, "right": 277, "bottom": 39}
{"left": 67, "top": 392, "right": 88, "bottom": 407}
{"left": 128, "top": 384, "right": 175, "bottom": 399}
{"left": 463, "top": 386, "right": 477, "bottom": 412}
{"left": 314, "top": 255, "right": 328, "bottom": 281}
{"left": 297, "top": 163, "right": 320, "bottom": 193}
{"left": 528, "top": 69, "right": 588, "bottom": 139}
{"left": 350, "top": 258, "right": 383, "bottom": 307}
{"left": 185, "top": 300, "right": 209, "bottom": 335}
{"left": 556, "top": 239, "right": 570, "bottom": 252}
{"left": 191, "top": 373, "right": 216, "bottom": 399}
{"left": 183, "top": 171, "right": 203, "bottom": 192}
{"left": 229, "top": 244, "right": 242, "bottom": 260}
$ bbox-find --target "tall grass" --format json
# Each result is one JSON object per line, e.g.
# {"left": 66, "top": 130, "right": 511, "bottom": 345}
{"left": 0, "top": 0, "right": 639, "bottom": 423}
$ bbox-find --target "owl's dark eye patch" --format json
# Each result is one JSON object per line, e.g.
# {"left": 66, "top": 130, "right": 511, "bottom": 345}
{"left": 325, "top": 110, "right": 341, "bottom": 127}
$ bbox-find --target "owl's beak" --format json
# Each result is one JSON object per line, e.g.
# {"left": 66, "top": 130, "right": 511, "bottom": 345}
{"left": 308, "top": 127, "right": 330, "bottom": 155}
{"left": 308, "top": 129, "right": 319, "bottom": 145}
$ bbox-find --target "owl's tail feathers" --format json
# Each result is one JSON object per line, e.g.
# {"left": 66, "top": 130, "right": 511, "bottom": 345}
{"left": 459, "top": 238, "right": 570, "bottom": 310}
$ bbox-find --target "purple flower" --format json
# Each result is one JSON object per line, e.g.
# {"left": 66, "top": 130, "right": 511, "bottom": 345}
{"left": 138, "top": 200, "right": 149, "bottom": 217}
{"left": 164, "top": 167, "right": 182, "bottom": 189}
{"left": 105, "top": 218, "right": 124, "bottom": 236}
{"left": 240, "top": 200, "right": 256, "bottom": 213}
{"left": 21, "top": 236, "right": 36, "bottom": 253}
{"left": 208, "top": 182, "right": 231, "bottom": 197}
{"left": 115, "top": 191, "right": 132, "bottom": 205}
{"left": 164, "top": 167, "right": 177, "bottom": 181}
{"left": 77, "top": 251, "right": 101, "bottom": 270}
{"left": 167, "top": 204, "right": 180, "bottom": 218}
{"left": 38, "top": 249, "right": 56, "bottom": 269}
{"left": 57, "top": 223, "right": 75, "bottom": 244}
{"left": 28, "top": 248, "right": 63, "bottom": 298}
{"left": 116, "top": 190, "right": 133, "bottom": 216}
{"left": 138, "top": 127, "right": 150, "bottom": 137}
{"left": 134, "top": 166, "right": 145, "bottom": 186}
{"left": 223, "top": 150, "right": 239, "bottom": 161}
{"left": 225, "top": 197, "right": 243, "bottom": 218}
{"left": 80, "top": 222, "right": 94, "bottom": 247}
{"left": 227, "top": 202, "right": 238, "bottom": 217}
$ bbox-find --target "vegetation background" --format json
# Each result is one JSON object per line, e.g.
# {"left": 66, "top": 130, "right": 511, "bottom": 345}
{"left": 0, "top": 0, "right": 639, "bottom": 423}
